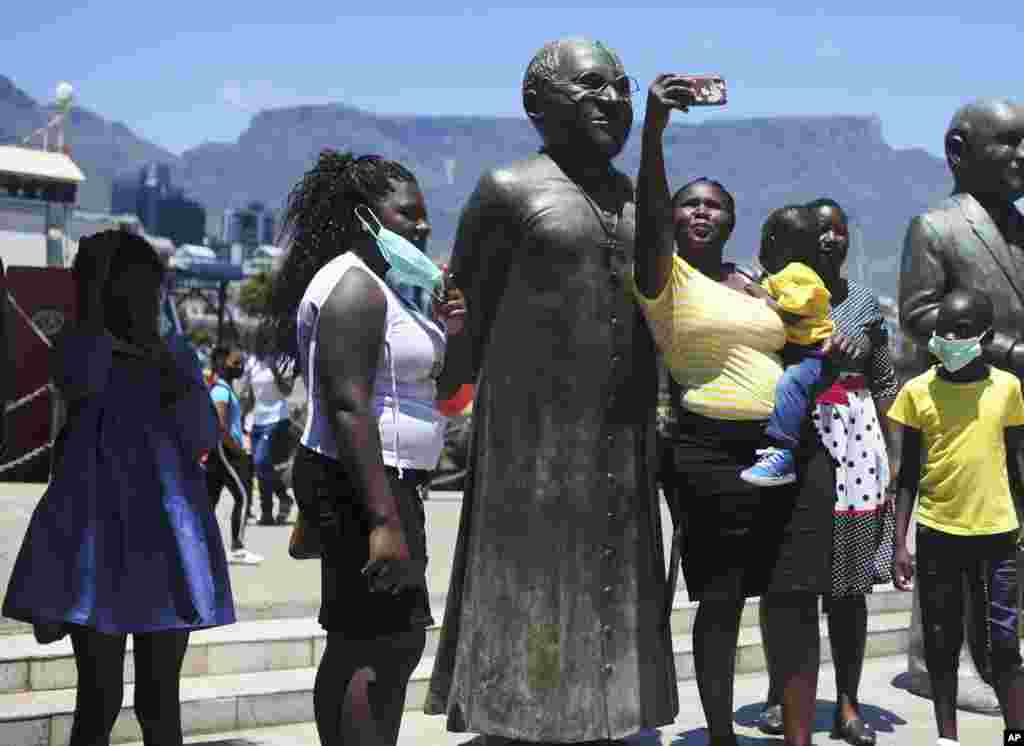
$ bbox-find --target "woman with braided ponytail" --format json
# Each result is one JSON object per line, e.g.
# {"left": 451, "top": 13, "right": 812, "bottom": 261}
{"left": 258, "top": 151, "right": 465, "bottom": 745}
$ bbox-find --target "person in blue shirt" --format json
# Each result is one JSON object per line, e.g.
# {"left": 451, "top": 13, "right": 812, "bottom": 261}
{"left": 206, "top": 344, "right": 263, "bottom": 565}
{"left": 2, "top": 230, "right": 235, "bottom": 746}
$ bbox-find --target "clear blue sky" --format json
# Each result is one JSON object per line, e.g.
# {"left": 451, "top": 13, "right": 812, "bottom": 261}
{"left": 4, "top": 2, "right": 1019, "bottom": 158}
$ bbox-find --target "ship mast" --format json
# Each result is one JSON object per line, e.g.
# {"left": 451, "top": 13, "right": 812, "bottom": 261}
{"left": 22, "top": 82, "right": 75, "bottom": 153}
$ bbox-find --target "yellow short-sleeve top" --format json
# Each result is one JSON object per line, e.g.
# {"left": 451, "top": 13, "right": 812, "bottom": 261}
{"left": 761, "top": 261, "right": 835, "bottom": 345}
{"left": 632, "top": 255, "right": 787, "bottom": 421}
{"left": 887, "top": 366, "right": 1024, "bottom": 536}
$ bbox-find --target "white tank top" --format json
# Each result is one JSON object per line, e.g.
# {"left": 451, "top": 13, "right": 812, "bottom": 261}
{"left": 297, "top": 252, "right": 447, "bottom": 472}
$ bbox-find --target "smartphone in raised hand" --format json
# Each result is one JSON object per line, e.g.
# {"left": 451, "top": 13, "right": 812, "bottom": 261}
{"left": 681, "top": 75, "right": 727, "bottom": 106}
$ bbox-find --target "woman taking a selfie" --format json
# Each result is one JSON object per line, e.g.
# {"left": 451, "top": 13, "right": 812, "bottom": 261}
{"left": 2, "top": 230, "right": 235, "bottom": 746}
{"left": 261, "top": 150, "right": 464, "bottom": 746}
{"left": 633, "top": 75, "right": 864, "bottom": 746}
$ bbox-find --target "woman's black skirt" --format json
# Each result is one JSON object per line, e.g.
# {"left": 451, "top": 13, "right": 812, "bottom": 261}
{"left": 664, "top": 409, "right": 834, "bottom": 601}
{"left": 292, "top": 445, "right": 435, "bottom": 639}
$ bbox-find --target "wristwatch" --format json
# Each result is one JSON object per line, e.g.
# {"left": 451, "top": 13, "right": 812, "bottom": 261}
{"left": 986, "top": 332, "right": 1024, "bottom": 374}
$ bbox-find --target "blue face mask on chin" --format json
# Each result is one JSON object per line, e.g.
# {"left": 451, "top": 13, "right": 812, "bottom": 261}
{"left": 355, "top": 205, "right": 442, "bottom": 296}
{"left": 928, "top": 330, "right": 988, "bottom": 373}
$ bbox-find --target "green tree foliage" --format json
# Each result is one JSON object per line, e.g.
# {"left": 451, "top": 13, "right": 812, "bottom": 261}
{"left": 238, "top": 272, "right": 273, "bottom": 317}
{"left": 188, "top": 326, "right": 214, "bottom": 349}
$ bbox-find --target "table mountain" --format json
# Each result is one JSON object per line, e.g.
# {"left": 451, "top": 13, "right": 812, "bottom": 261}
{"left": 2, "top": 73, "right": 955, "bottom": 298}
{"left": 174, "top": 105, "right": 952, "bottom": 298}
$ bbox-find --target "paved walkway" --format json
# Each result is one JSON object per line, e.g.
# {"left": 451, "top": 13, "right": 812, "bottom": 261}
{"left": 121, "top": 654, "right": 1007, "bottom": 746}
{"left": 0, "top": 481, "right": 51, "bottom": 634}
{"left": 0, "top": 483, "right": 679, "bottom": 634}
{"left": 5, "top": 482, "right": 1006, "bottom": 745}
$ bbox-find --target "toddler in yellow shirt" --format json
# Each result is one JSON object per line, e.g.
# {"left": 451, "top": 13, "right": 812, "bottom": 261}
{"left": 741, "top": 205, "right": 836, "bottom": 486}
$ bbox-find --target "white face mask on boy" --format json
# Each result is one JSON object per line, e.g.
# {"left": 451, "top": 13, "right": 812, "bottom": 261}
{"left": 927, "top": 331, "right": 988, "bottom": 373}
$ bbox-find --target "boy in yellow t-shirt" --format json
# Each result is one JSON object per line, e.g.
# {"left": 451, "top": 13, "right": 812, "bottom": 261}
{"left": 888, "top": 289, "right": 1024, "bottom": 744}
{"left": 741, "top": 205, "right": 836, "bottom": 486}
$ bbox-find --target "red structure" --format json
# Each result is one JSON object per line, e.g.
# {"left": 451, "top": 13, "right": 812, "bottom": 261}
{"left": 437, "top": 383, "right": 475, "bottom": 417}
{"left": 2, "top": 266, "right": 75, "bottom": 482}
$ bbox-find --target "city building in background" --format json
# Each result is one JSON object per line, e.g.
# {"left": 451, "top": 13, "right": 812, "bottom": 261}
{"left": 111, "top": 162, "right": 206, "bottom": 247}
{"left": 171, "top": 243, "right": 218, "bottom": 267}
{"left": 69, "top": 210, "right": 142, "bottom": 239}
{"left": 222, "top": 202, "right": 275, "bottom": 248}
{"left": 0, "top": 144, "right": 84, "bottom": 267}
{"left": 244, "top": 244, "right": 285, "bottom": 275}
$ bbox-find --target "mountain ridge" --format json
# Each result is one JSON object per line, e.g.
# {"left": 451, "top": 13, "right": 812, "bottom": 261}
{"left": 1, "top": 74, "right": 955, "bottom": 298}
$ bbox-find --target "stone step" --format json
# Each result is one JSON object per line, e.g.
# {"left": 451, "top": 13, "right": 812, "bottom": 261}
{"left": 110, "top": 653, "right": 1011, "bottom": 746}
{"left": 0, "top": 610, "right": 912, "bottom": 746}
{"left": 671, "top": 585, "right": 912, "bottom": 638}
{"left": 121, "top": 713, "right": 473, "bottom": 746}
{"left": 0, "top": 589, "right": 912, "bottom": 695}
{"left": 0, "top": 666, "right": 327, "bottom": 746}
{"left": 0, "top": 617, "right": 332, "bottom": 696}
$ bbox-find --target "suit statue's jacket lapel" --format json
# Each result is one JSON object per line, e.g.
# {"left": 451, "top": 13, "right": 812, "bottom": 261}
{"left": 958, "top": 193, "right": 1024, "bottom": 305}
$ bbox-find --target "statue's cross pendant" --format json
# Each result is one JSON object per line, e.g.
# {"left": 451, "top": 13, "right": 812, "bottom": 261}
{"left": 600, "top": 238, "right": 619, "bottom": 266}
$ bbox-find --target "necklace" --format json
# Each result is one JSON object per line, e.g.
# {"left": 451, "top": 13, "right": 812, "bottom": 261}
{"left": 566, "top": 172, "right": 623, "bottom": 266}
{"left": 543, "top": 150, "right": 624, "bottom": 263}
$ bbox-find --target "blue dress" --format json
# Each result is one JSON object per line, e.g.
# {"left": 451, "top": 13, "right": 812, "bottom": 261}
{"left": 2, "top": 330, "right": 236, "bottom": 634}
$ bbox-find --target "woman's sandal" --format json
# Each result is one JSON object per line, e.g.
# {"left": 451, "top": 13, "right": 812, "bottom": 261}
{"left": 757, "top": 703, "right": 785, "bottom": 735}
{"left": 830, "top": 709, "right": 877, "bottom": 746}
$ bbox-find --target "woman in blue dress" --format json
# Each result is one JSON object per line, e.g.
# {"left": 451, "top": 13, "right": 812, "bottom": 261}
{"left": 2, "top": 230, "right": 235, "bottom": 746}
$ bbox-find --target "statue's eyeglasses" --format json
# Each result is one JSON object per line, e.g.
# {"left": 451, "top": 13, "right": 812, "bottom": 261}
{"left": 549, "top": 74, "right": 639, "bottom": 101}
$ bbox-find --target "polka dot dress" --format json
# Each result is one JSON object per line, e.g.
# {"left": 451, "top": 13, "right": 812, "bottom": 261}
{"left": 815, "top": 386, "right": 895, "bottom": 594}
{"left": 812, "top": 281, "right": 900, "bottom": 598}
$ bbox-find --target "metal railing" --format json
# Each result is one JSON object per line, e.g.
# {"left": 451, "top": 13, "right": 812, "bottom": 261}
{"left": 1, "top": 290, "right": 56, "bottom": 479}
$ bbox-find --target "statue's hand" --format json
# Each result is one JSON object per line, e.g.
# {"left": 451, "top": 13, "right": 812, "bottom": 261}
{"left": 645, "top": 74, "right": 696, "bottom": 132}
{"left": 987, "top": 332, "right": 1024, "bottom": 378}
{"left": 433, "top": 265, "right": 467, "bottom": 336}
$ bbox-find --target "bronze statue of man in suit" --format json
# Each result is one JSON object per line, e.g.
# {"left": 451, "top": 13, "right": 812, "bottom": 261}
{"left": 899, "top": 97, "right": 1024, "bottom": 711}
{"left": 424, "top": 38, "right": 678, "bottom": 744}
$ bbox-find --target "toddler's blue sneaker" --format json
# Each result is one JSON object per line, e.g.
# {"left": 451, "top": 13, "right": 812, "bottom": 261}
{"left": 740, "top": 447, "right": 796, "bottom": 487}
